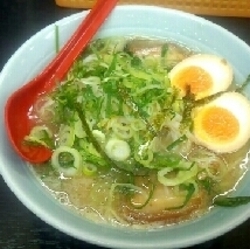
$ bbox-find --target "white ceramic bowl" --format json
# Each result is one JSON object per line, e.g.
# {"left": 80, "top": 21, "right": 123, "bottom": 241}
{"left": 0, "top": 5, "right": 250, "bottom": 249}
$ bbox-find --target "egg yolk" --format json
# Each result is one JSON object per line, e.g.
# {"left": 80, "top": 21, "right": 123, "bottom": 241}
{"left": 172, "top": 66, "right": 213, "bottom": 97}
{"left": 194, "top": 106, "right": 239, "bottom": 142}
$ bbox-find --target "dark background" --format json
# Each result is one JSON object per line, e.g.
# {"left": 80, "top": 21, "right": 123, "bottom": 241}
{"left": 0, "top": 1, "right": 249, "bottom": 249}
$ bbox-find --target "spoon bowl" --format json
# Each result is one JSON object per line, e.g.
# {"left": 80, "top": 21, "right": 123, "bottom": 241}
{"left": 4, "top": 0, "right": 118, "bottom": 164}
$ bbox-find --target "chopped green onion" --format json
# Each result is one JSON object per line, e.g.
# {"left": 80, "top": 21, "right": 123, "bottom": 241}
{"left": 76, "top": 105, "right": 121, "bottom": 169}
{"left": 92, "top": 130, "right": 106, "bottom": 144}
{"left": 161, "top": 43, "right": 168, "bottom": 58}
{"left": 167, "top": 183, "right": 195, "bottom": 210}
{"left": 105, "top": 54, "right": 117, "bottom": 76}
{"left": 55, "top": 24, "right": 59, "bottom": 53}
{"left": 158, "top": 163, "right": 198, "bottom": 186}
{"left": 51, "top": 146, "right": 82, "bottom": 176}
{"left": 57, "top": 125, "right": 75, "bottom": 147}
{"left": 213, "top": 196, "right": 250, "bottom": 207}
{"left": 24, "top": 125, "right": 53, "bottom": 148}
{"left": 105, "top": 138, "right": 131, "bottom": 161}
{"left": 235, "top": 74, "right": 250, "bottom": 93}
{"left": 110, "top": 182, "right": 155, "bottom": 209}
{"left": 74, "top": 114, "right": 86, "bottom": 139}
{"left": 167, "top": 135, "right": 187, "bottom": 151}
{"left": 83, "top": 163, "right": 97, "bottom": 176}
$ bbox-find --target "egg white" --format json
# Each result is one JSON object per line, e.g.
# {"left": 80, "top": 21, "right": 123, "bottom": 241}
{"left": 192, "top": 92, "right": 250, "bottom": 153}
{"left": 169, "top": 54, "right": 233, "bottom": 100}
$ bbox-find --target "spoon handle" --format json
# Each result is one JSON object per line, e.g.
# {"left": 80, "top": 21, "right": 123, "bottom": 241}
{"left": 41, "top": 0, "right": 118, "bottom": 92}
{"left": 4, "top": 0, "right": 118, "bottom": 164}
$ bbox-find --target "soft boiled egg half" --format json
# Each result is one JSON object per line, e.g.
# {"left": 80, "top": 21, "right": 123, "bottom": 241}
{"left": 169, "top": 54, "right": 233, "bottom": 100}
{"left": 192, "top": 92, "right": 250, "bottom": 153}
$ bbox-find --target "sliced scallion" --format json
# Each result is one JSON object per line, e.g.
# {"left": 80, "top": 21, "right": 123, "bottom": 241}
{"left": 51, "top": 146, "right": 82, "bottom": 176}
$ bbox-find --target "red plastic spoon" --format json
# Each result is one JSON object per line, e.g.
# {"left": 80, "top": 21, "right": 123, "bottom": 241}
{"left": 5, "top": 0, "right": 118, "bottom": 164}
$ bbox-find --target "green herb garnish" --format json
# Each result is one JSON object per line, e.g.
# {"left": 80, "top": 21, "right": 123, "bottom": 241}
{"left": 214, "top": 196, "right": 250, "bottom": 207}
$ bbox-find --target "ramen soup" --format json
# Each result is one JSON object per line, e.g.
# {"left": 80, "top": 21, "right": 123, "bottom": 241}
{"left": 26, "top": 37, "right": 250, "bottom": 228}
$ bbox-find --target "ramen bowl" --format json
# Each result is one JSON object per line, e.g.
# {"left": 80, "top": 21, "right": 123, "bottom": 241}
{"left": 0, "top": 5, "right": 250, "bottom": 249}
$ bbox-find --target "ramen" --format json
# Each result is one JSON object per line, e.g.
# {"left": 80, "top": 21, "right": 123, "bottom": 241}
{"left": 26, "top": 37, "right": 250, "bottom": 228}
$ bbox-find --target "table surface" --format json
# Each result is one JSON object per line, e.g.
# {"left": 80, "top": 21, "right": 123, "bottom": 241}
{"left": 0, "top": 1, "right": 250, "bottom": 249}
